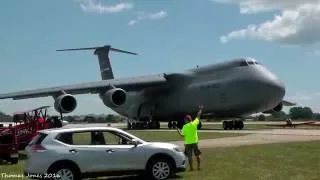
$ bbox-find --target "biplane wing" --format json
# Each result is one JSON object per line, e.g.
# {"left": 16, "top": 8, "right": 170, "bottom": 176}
{"left": 266, "top": 121, "right": 316, "bottom": 128}
{"left": 13, "top": 106, "right": 50, "bottom": 115}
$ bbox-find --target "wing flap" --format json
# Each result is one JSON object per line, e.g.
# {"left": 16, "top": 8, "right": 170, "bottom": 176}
{"left": 0, "top": 74, "right": 167, "bottom": 100}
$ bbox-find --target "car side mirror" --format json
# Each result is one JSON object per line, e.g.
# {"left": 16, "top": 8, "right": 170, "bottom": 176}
{"left": 132, "top": 139, "right": 139, "bottom": 147}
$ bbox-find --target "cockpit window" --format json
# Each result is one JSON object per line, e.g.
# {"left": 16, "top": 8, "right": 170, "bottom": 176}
{"left": 248, "top": 61, "right": 254, "bottom": 65}
{"left": 239, "top": 60, "right": 248, "bottom": 66}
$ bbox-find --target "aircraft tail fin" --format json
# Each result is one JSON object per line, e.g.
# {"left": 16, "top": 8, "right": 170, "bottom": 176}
{"left": 57, "top": 45, "right": 138, "bottom": 80}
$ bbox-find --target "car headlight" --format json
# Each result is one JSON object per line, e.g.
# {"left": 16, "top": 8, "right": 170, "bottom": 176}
{"left": 174, "top": 147, "right": 182, "bottom": 152}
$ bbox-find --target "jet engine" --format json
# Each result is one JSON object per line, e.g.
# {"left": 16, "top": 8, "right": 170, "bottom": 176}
{"left": 263, "top": 102, "right": 283, "bottom": 114}
{"left": 102, "top": 88, "right": 127, "bottom": 107}
{"left": 54, "top": 94, "right": 77, "bottom": 113}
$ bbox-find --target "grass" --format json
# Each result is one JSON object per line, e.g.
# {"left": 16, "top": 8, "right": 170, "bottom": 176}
{"left": 178, "top": 141, "right": 320, "bottom": 180}
{"left": 1, "top": 132, "right": 320, "bottom": 180}
{"left": 126, "top": 131, "right": 246, "bottom": 142}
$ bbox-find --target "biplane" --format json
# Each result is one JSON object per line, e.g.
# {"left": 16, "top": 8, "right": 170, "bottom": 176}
{"left": 265, "top": 119, "right": 316, "bottom": 128}
{"left": 0, "top": 106, "right": 66, "bottom": 164}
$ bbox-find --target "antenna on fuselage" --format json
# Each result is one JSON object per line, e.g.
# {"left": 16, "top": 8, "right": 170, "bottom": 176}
{"left": 56, "top": 45, "right": 138, "bottom": 80}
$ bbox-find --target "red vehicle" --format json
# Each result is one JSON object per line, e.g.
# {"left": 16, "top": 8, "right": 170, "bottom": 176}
{"left": 0, "top": 106, "right": 63, "bottom": 164}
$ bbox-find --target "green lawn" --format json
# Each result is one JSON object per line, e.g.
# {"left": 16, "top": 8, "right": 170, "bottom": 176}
{"left": 179, "top": 141, "right": 320, "bottom": 180}
{"left": 126, "top": 131, "right": 246, "bottom": 142}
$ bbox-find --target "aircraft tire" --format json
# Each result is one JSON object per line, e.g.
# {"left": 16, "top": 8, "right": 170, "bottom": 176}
{"left": 127, "top": 122, "right": 132, "bottom": 130}
{"left": 234, "top": 120, "right": 241, "bottom": 130}
{"left": 239, "top": 121, "right": 244, "bottom": 130}
{"left": 156, "top": 121, "right": 160, "bottom": 129}
{"left": 223, "top": 121, "right": 228, "bottom": 130}
{"left": 132, "top": 122, "right": 136, "bottom": 129}
{"left": 171, "top": 121, "right": 178, "bottom": 128}
{"left": 168, "top": 121, "right": 172, "bottom": 129}
{"left": 228, "top": 121, "right": 233, "bottom": 130}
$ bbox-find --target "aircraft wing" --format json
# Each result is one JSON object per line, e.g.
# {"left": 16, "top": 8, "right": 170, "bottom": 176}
{"left": 0, "top": 74, "right": 169, "bottom": 100}
{"left": 282, "top": 100, "right": 297, "bottom": 106}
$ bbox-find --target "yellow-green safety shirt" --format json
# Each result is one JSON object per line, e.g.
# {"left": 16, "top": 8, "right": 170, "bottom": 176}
{"left": 181, "top": 118, "right": 200, "bottom": 144}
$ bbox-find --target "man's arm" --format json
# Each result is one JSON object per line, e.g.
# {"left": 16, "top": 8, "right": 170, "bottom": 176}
{"left": 192, "top": 105, "right": 204, "bottom": 125}
{"left": 175, "top": 124, "right": 184, "bottom": 137}
{"left": 196, "top": 105, "right": 203, "bottom": 119}
{"left": 177, "top": 128, "right": 184, "bottom": 137}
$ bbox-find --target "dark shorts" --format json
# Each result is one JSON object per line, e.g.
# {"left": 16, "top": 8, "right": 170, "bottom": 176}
{"left": 184, "top": 143, "right": 201, "bottom": 157}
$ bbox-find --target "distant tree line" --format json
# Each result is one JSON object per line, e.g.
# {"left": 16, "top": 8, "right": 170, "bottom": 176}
{"left": 0, "top": 112, "right": 126, "bottom": 123}
{"left": 64, "top": 114, "right": 126, "bottom": 123}
{"left": 1, "top": 105, "right": 320, "bottom": 123}
{"left": 257, "top": 106, "right": 320, "bottom": 121}
{"left": 0, "top": 111, "right": 13, "bottom": 122}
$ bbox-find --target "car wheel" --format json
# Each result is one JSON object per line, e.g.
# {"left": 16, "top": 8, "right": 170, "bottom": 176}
{"left": 49, "top": 164, "right": 80, "bottom": 180}
{"left": 148, "top": 158, "right": 173, "bottom": 180}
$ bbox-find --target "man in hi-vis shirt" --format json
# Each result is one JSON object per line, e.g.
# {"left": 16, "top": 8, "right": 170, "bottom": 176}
{"left": 177, "top": 105, "right": 203, "bottom": 171}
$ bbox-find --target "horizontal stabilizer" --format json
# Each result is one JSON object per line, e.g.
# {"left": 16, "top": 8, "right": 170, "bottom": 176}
{"left": 56, "top": 45, "right": 137, "bottom": 80}
{"left": 282, "top": 100, "right": 296, "bottom": 106}
{"left": 56, "top": 45, "right": 138, "bottom": 55}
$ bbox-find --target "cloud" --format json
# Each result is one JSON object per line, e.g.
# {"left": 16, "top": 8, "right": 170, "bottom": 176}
{"left": 128, "top": 10, "right": 168, "bottom": 26}
{"left": 213, "top": 0, "right": 320, "bottom": 45}
{"left": 79, "top": 0, "right": 133, "bottom": 14}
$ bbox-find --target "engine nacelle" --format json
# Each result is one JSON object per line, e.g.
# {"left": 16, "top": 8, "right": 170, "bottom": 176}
{"left": 102, "top": 88, "right": 127, "bottom": 108}
{"left": 263, "top": 102, "right": 283, "bottom": 114}
{"left": 54, "top": 94, "right": 77, "bottom": 113}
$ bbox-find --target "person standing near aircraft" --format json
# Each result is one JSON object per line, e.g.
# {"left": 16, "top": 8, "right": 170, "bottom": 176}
{"left": 177, "top": 105, "right": 203, "bottom": 171}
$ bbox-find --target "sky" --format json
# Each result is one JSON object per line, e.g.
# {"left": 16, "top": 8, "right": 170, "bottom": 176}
{"left": 1, "top": 0, "right": 320, "bottom": 116}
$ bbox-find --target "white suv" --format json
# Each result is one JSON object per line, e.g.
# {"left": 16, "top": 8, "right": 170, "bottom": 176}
{"left": 24, "top": 127, "right": 186, "bottom": 180}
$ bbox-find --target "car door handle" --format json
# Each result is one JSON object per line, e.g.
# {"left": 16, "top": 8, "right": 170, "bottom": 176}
{"left": 69, "top": 149, "right": 77, "bottom": 153}
{"left": 106, "top": 149, "right": 115, "bottom": 153}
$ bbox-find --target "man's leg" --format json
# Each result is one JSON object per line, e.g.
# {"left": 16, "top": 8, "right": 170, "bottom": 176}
{"left": 194, "top": 143, "right": 201, "bottom": 170}
{"left": 185, "top": 144, "right": 194, "bottom": 171}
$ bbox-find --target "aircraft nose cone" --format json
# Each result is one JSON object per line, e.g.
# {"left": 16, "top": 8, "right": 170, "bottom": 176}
{"left": 263, "top": 78, "right": 285, "bottom": 99}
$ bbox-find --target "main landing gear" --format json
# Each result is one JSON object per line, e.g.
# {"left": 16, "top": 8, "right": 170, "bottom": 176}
{"left": 222, "top": 120, "right": 244, "bottom": 130}
{"left": 126, "top": 118, "right": 160, "bottom": 130}
{"left": 168, "top": 121, "right": 202, "bottom": 130}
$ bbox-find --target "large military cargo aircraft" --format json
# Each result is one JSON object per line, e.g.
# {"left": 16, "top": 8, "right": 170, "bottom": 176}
{"left": 0, "top": 45, "right": 295, "bottom": 130}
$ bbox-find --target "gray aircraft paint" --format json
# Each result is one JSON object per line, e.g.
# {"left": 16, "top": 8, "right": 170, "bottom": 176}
{"left": 0, "top": 45, "right": 292, "bottom": 123}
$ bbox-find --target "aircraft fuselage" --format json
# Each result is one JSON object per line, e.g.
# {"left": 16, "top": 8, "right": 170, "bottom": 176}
{"left": 104, "top": 58, "right": 285, "bottom": 122}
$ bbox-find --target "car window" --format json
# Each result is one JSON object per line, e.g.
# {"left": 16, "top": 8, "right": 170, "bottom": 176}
{"left": 29, "top": 133, "right": 47, "bottom": 145}
{"left": 101, "top": 131, "right": 125, "bottom": 145}
{"left": 91, "top": 130, "right": 134, "bottom": 145}
{"left": 73, "top": 132, "right": 91, "bottom": 145}
{"left": 56, "top": 130, "right": 135, "bottom": 145}
{"left": 56, "top": 132, "right": 91, "bottom": 145}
